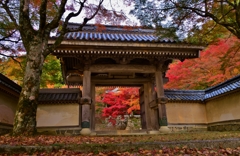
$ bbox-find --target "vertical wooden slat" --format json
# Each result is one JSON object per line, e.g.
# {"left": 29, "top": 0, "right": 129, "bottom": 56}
{"left": 139, "top": 85, "right": 146, "bottom": 129}
{"left": 91, "top": 82, "right": 95, "bottom": 131}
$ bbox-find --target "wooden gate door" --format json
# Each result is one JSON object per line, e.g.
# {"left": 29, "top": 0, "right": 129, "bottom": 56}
{"left": 139, "top": 86, "right": 147, "bottom": 129}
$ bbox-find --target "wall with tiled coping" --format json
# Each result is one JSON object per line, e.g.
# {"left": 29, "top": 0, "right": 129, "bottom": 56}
{"left": 1, "top": 90, "right": 240, "bottom": 135}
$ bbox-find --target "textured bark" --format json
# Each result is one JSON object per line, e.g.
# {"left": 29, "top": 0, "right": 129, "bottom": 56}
{"left": 12, "top": 39, "right": 46, "bottom": 136}
{"left": 6, "top": 0, "right": 104, "bottom": 136}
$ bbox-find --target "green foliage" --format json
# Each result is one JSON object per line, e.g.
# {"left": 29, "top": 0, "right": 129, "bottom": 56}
{"left": 0, "top": 55, "right": 63, "bottom": 88}
{"left": 186, "top": 20, "right": 230, "bottom": 44}
{"left": 131, "top": 0, "right": 240, "bottom": 43}
{"left": 0, "top": 56, "right": 25, "bottom": 85}
{"left": 41, "top": 55, "right": 63, "bottom": 88}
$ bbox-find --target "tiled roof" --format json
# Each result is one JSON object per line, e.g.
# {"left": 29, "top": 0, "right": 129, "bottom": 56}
{"left": 38, "top": 88, "right": 81, "bottom": 104}
{"left": 0, "top": 73, "right": 21, "bottom": 96}
{"left": 205, "top": 75, "right": 240, "bottom": 99}
{"left": 165, "top": 75, "right": 240, "bottom": 102}
{"left": 63, "top": 31, "right": 176, "bottom": 43}
{"left": 53, "top": 24, "right": 177, "bottom": 43}
{"left": 165, "top": 90, "right": 205, "bottom": 102}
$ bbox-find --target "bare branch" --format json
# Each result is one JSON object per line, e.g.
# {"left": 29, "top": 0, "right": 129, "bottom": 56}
{"left": 0, "top": 53, "right": 23, "bottom": 71}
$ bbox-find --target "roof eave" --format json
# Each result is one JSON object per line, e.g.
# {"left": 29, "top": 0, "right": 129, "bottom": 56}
{"left": 49, "top": 39, "right": 205, "bottom": 50}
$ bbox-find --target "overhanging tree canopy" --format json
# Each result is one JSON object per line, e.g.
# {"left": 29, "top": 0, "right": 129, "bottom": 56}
{"left": 0, "top": 0, "right": 130, "bottom": 136}
{"left": 131, "top": 0, "right": 240, "bottom": 42}
{"left": 165, "top": 36, "right": 240, "bottom": 90}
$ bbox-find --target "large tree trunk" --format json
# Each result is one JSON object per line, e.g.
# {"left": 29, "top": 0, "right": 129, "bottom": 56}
{"left": 12, "top": 40, "right": 46, "bottom": 136}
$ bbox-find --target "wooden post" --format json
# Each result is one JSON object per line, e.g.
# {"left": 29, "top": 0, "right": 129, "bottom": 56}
{"left": 144, "top": 83, "right": 151, "bottom": 130}
{"left": 80, "top": 68, "right": 92, "bottom": 135}
{"left": 148, "top": 80, "right": 159, "bottom": 131}
{"left": 91, "top": 82, "right": 95, "bottom": 131}
{"left": 155, "top": 64, "right": 170, "bottom": 133}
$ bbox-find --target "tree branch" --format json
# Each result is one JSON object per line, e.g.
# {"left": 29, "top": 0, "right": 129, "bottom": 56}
{"left": 62, "top": 0, "right": 87, "bottom": 32}
{"left": 235, "top": 1, "right": 240, "bottom": 31}
{"left": 171, "top": 1, "right": 240, "bottom": 38}
{"left": 47, "top": 0, "right": 105, "bottom": 56}
{"left": 19, "top": 0, "right": 35, "bottom": 37}
{"left": 0, "top": 53, "right": 23, "bottom": 71}
{"left": 0, "top": 0, "right": 19, "bottom": 28}
{"left": 46, "top": 0, "right": 68, "bottom": 30}
{"left": 39, "top": 0, "right": 48, "bottom": 31}
{"left": 224, "top": 0, "right": 235, "bottom": 7}
{"left": 0, "top": 30, "right": 20, "bottom": 43}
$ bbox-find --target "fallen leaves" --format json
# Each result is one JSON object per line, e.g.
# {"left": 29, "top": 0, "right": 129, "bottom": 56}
{"left": 0, "top": 131, "right": 240, "bottom": 155}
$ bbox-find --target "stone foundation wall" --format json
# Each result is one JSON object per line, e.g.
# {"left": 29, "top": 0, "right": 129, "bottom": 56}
{"left": 0, "top": 123, "right": 13, "bottom": 135}
{"left": 207, "top": 120, "right": 240, "bottom": 131}
{"left": 168, "top": 124, "right": 207, "bottom": 132}
{"left": 37, "top": 127, "right": 82, "bottom": 136}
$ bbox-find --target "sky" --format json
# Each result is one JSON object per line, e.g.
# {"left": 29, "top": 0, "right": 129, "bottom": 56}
{"left": 67, "top": 0, "right": 140, "bottom": 26}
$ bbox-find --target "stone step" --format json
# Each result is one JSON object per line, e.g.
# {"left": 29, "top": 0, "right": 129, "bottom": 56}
{"left": 94, "top": 130, "right": 148, "bottom": 136}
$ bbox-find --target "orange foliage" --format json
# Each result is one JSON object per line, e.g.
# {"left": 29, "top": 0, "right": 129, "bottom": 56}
{"left": 165, "top": 36, "right": 240, "bottom": 90}
{"left": 95, "top": 23, "right": 107, "bottom": 32}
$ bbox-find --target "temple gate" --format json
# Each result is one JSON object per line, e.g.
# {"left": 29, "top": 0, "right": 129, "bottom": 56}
{"left": 50, "top": 24, "right": 203, "bottom": 135}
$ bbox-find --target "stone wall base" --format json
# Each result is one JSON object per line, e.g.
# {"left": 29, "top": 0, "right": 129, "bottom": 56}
{"left": 0, "top": 123, "right": 13, "bottom": 135}
{"left": 0, "top": 128, "right": 12, "bottom": 135}
{"left": 37, "top": 127, "right": 81, "bottom": 136}
{"left": 208, "top": 120, "right": 240, "bottom": 131}
{"left": 168, "top": 124, "right": 207, "bottom": 132}
{"left": 208, "top": 123, "right": 240, "bottom": 131}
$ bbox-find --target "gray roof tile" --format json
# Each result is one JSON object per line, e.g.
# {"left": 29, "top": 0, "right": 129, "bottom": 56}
{"left": 0, "top": 73, "right": 21, "bottom": 94}
{"left": 165, "top": 75, "right": 240, "bottom": 102}
{"left": 165, "top": 90, "right": 205, "bottom": 102}
{"left": 52, "top": 24, "right": 179, "bottom": 43}
{"left": 38, "top": 88, "right": 81, "bottom": 104}
{"left": 204, "top": 75, "right": 240, "bottom": 99}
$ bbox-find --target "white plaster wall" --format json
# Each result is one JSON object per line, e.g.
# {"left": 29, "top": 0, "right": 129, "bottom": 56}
{"left": 36, "top": 103, "right": 79, "bottom": 127}
{"left": 206, "top": 92, "right": 240, "bottom": 123}
{"left": 166, "top": 102, "right": 207, "bottom": 124}
{"left": 0, "top": 91, "right": 18, "bottom": 125}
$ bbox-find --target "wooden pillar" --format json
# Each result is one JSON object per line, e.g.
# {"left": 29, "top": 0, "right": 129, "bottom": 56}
{"left": 91, "top": 82, "right": 95, "bottom": 131}
{"left": 80, "top": 69, "right": 92, "bottom": 135}
{"left": 148, "top": 80, "right": 159, "bottom": 131}
{"left": 155, "top": 65, "right": 170, "bottom": 133}
{"left": 144, "top": 83, "right": 151, "bottom": 130}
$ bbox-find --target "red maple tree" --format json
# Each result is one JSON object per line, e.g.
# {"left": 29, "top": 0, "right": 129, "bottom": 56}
{"left": 165, "top": 36, "right": 240, "bottom": 90}
{"left": 101, "top": 87, "right": 140, "bottom": 125}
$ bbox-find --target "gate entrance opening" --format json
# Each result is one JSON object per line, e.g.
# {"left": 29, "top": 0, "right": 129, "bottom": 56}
{"left": 94, "top": 86, "right": 141, "bottom": 132}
